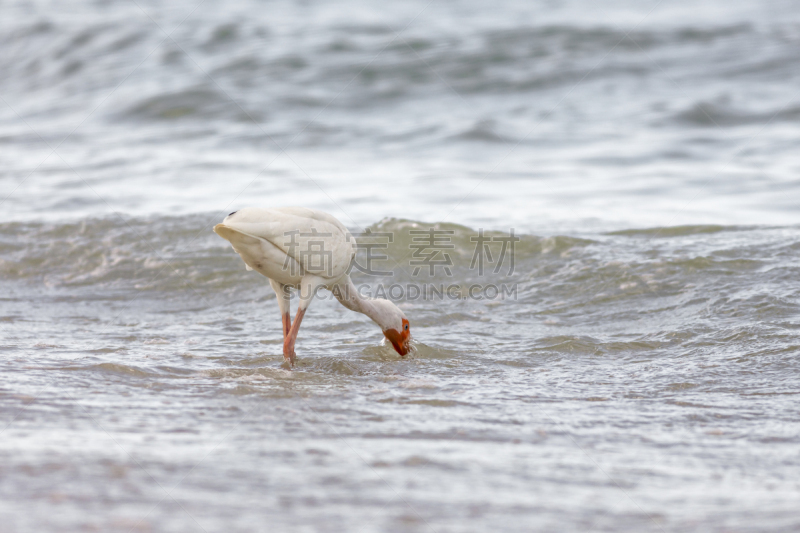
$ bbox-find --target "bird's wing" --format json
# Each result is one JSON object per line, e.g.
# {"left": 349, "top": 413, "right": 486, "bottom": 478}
{"left": 218, "top": 207, "right": 356, "bottom": 280}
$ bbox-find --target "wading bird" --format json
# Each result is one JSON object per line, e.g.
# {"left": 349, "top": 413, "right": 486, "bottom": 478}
{"left": 214, "top": 207, "right": 411, "bottom": 367}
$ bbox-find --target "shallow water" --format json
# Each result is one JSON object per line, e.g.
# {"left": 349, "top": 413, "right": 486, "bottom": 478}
{"left": 2, "top": 0, "right": 800, "bottom": 532}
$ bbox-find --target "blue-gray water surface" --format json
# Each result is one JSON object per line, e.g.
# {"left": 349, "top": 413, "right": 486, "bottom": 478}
{"left": 2, "top": 0, "right": 800, "bottom": 532}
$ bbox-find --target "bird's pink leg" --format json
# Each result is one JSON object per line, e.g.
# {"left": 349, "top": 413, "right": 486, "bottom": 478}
{"left": 282, "top": 312, "right": 291, "bottom": 340}
{"left": 283, "top": 308, "right": 305, "bottom": 367}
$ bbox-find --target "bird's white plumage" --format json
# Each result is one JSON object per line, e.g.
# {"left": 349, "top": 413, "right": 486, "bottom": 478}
{"left": 214, "top": 207, "right": 356, "bottom": 288}
{"left": 213, "top": 207, "right": 411, "bottom": 365}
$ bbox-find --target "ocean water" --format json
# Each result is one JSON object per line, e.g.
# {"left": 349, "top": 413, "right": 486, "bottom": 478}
{"left": 2, "top": 0, "right": 800, "bottom": 531}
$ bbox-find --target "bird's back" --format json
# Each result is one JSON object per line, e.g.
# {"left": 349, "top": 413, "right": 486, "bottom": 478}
{"left": 214, "top": 207, "right": 356, "bottom": 284}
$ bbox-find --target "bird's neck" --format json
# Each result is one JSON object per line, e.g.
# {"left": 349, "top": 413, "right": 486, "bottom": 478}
{"left": 333, "top": 276, "right": 382, "bottom": 324}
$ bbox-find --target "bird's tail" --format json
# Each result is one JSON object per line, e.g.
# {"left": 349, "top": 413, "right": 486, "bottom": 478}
{"left": 213, "top": 223, "right": 261, "bottom": 246}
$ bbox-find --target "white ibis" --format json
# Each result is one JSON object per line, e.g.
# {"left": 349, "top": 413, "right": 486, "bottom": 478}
{"left": 213, "top": 207, "right": 411, "bottom": 366}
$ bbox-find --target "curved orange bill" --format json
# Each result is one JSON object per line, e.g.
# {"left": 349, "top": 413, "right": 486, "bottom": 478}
{"left": 383, "top": 322, "right": 411, "bottom": 356}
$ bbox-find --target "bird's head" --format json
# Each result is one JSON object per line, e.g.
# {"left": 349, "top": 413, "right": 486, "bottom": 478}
{"left": 370, "top": 299, "right": 411, "bottom": 356}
